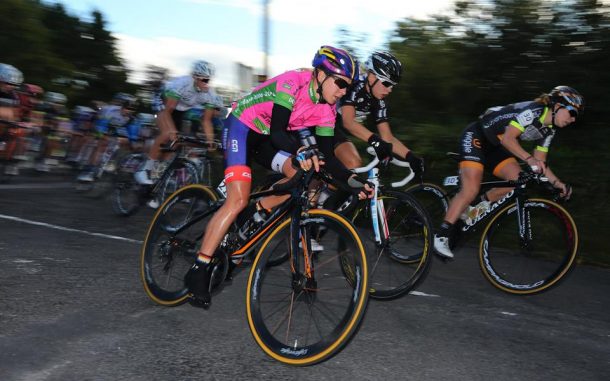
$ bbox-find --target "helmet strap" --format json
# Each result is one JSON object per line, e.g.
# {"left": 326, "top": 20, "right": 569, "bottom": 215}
{"left": 551, "top": 103, "right": 560, "bottom": 127}
{"left": 366, "top": 75, "right": 380, "bottom": 98}
{"left": 315, "top": 69, "right": 331, "bottom": 104}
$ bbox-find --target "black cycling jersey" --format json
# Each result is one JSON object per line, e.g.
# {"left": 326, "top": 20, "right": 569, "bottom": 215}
{"left": 337, "top": 77, "right": 389, "bottom": 128}
{"left": 479, "top": 101, "right": 555, "bottom": 151}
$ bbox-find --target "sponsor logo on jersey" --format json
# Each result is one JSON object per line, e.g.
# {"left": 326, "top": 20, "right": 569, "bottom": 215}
{"left": 516, "top": 109, "right": 534, "bottom": 126}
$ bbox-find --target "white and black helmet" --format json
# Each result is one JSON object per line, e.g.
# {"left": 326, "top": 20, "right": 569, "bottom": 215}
{"left": 365, "top": 51, "right": 402, "bottom": 86}
{"left": 0, "top": 63, "right": 24, "bottom": 86}
{"left": 192, "top": 60, "right": 214, "bottom": 78}
{"left": 549, "top": 85, "right": 584, "bottom": 114}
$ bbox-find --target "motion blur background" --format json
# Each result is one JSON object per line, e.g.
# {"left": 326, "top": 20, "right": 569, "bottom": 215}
{"left": 2, "top": 0, "right": 609, "bottom": 264}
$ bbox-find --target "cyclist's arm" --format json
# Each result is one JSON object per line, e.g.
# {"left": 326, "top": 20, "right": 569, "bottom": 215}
{"left": 340, "top": 105, "right": 373, "bottom": 142}
{"left": 157, "top": 97, "right": 179, "bottom": 137}
{"left": 316, "top": 132, "right": 353, "bottom": 183}
{"left": 376, "top": 121, "right": 410, "bottom": 158}
{"left": 270, "top": 103, "right": 299, "bottom": 153}
{"left": 502, "top": 124, "right": 547, "bottom": 173}
{"left": 200, "top": 106, "right": 215, "bottom": 144}
{"left": 501, "top": 125, "right": 538, "bottom": 159}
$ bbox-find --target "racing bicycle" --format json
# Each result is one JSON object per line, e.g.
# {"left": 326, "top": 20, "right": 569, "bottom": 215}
{"left": 140, "top": 167, "right": 370, "bottom": 366}
{"left": 326, "top": 147, "right": 434, "bottom": 300}
{"left": 406, "top": 153, "right": 578, "bottom": 295}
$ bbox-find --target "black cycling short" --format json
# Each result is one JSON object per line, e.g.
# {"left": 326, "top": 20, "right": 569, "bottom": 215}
{"left": 458, "top": 121, "right": 515, "bottom": 173}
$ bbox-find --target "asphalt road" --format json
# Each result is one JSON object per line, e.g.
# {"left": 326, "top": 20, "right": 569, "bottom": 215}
{"left": 1, "top": 170, "right": 609, "bottom": 381}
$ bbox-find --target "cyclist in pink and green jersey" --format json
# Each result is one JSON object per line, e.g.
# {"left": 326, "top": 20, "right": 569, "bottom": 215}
{"left": 185, "top": 45, "right": 361, "bottom": 308}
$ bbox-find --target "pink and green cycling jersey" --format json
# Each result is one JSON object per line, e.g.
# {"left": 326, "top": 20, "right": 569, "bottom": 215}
{"left": 231, "top": 69, "right": 336, "bottom": 137}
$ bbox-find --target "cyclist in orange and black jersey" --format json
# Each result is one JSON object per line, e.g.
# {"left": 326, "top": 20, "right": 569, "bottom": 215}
{"left": 433, "top": 86, "right": 584, "bottom": 259}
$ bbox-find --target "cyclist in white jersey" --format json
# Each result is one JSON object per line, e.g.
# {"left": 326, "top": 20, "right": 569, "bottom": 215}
{"left": 135, "top": 60, "right": 218, "bottom": 185}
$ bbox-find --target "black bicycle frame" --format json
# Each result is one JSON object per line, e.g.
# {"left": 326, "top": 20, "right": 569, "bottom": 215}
{"left": 165, "top": 170, "right": 313, "bottom": 261}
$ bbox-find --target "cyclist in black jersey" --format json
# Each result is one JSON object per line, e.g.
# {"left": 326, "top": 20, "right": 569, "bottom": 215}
{"left": 333, "top": 51, "right": 424, "bottom": 175}
{"left": 433, "top": 86, "right": 584, "bottom": 259}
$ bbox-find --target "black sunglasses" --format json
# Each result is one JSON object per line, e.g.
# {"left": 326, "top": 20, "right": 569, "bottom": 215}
{"left": 196, "top": 77, "right": 210, "bottom": 83}
{"left": 332, "top": 76, "right": 350, "bottom": 90}
{"left": 381, "top": 80, "right": 395, "bottom": 88}
{"left": 564, "top": 105, "right": 578, "bottom": 118}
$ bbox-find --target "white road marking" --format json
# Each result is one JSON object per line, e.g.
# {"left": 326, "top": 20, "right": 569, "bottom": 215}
{"left": 0, "top": 213, "right": 142, "bottom": 244}
{"left": 0, "top": 182, "right": 73, "bottom": 190}
{"left": 500, "top": 311, "right": 518, "bottom": 316}
{"left": 410, "top": 291, "right": 441, "bottom": 297}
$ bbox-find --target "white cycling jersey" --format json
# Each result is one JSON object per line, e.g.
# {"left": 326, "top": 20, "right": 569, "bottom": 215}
{"left": 162, "top": 75, "right": 217, "bottom": 112}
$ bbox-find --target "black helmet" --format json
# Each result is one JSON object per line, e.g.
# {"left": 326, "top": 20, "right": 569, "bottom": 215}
{"left": 365, "top": 51, "right": 402, "bottom": 86}
{"left": 549, "top": 86, "right": 584, "bottom": 114}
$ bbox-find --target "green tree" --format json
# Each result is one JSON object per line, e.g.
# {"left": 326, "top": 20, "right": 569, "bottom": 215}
{"left": 0, "top": 0, "right": 70, "bottom": 88}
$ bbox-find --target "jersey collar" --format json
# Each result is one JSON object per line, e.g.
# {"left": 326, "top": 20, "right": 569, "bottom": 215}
{"left": 540, "top": 106, "right": 553, "bottom": 128}
{"left": 308, "top": 79, "right": 319, "bottom": 104}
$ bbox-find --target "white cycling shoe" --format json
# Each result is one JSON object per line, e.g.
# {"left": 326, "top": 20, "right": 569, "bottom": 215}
{"left": 433, "top": 234, "right": 454, "bottom": 259}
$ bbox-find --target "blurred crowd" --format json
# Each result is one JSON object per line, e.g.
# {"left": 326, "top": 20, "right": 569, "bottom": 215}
{"left": 0, "top": 62, "right": 227, "bottom": 179}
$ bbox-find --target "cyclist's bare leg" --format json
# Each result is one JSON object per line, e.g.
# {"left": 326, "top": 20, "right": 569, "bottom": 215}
{"left": 444, "top": 165, "right": 483, "bottom": 224}
{"left": 485, "top": 159, "right": 520, "bottom": 202}
{"left": 197, "top": 179, "right": 251, "bottom": 258}
{"left": 334, "top": 141, "right": 362, "bottom": 169}
{"left": 149, "top": 108, "right": 178, "bottom": 161}
{"left": 91, "top": 138, "right": 109, "bottom": 166}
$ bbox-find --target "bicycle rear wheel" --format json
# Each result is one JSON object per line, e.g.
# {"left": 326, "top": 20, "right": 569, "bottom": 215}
{"left": 141, "top": 184, "right": 219, "bottom": 306}
{"left": 352, "top": 190, "right": 433, "bottom": 300}
{"left": 246, "top": 209, "right": 369, "bottom": 366}
{"left": 479, "top": 198, "right": 578, "bottom": 295}
{"left": 405, "top": 182, "right": 449, "bottom": 230}
{"left": 112, "top": 153, "right": 145, "bottom": 216}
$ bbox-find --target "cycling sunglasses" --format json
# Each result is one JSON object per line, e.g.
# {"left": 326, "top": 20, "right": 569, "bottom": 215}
{"left": 564, "top": 105, "right": 578, "bottom": 118}
{"left": 331, "top": 76, "right": 350, "bottom": 90}
{"left": 380, "top": 80, "right": 395, "bottom": 88}
{"left": 195, "top": 77, "right": 210, "bottom": 83}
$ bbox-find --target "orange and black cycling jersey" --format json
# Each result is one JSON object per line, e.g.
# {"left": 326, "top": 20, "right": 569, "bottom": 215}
{"left": 478, "top": 101, "right": 555, "bottom": 151}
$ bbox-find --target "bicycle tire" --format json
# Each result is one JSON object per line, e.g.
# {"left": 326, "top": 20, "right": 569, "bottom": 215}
{"left": 81, "top": 149, "right": 126, "bottom": 199}
{"left": 479, "top": 198, "right": 578, "bottom": 295}
{"left": 141, "top": 184, "right": 219, "bottom": 306}
{"left": 351, "top": 190, "right": 433, "bottom": 300}
{"left": 159, "top": 159, "right": 200, "bottom": 203}
{"left": 405, "top": 182, "right": 450, "bottom": 229}
{"left": 112, "top": 153, "right": 146, "bottom": 216}
{"left": 246, "top": 209, "right": 369, "bottom": 366}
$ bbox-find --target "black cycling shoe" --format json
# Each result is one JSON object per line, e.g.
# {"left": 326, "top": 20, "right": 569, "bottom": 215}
{"left": 185, "top": 261, "right": 212, "bottom": 309}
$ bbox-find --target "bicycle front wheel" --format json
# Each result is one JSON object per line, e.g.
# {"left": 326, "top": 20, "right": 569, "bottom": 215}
{"left": 246, "top": 209, "right": 369, "bottom": 366}
{"left": 479, "top": 198, "right": 578, "bottom": 295}
{"left": 352, "top": 190, "right": 433, "bottom": 300}
{"left": 141, "top": 184, "right": 219, "bottom": 306}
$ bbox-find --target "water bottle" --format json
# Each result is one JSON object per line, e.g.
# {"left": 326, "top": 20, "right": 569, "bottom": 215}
{"left": 238, "top": 203, "right": 267, "bottom": 241}
{"left": 216, "top": 179, "right": 227, "bottom": 198}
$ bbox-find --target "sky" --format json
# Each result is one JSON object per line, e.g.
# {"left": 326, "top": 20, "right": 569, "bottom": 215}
{"left": 56, "top": 0, "right": 455, "bottom": 89}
